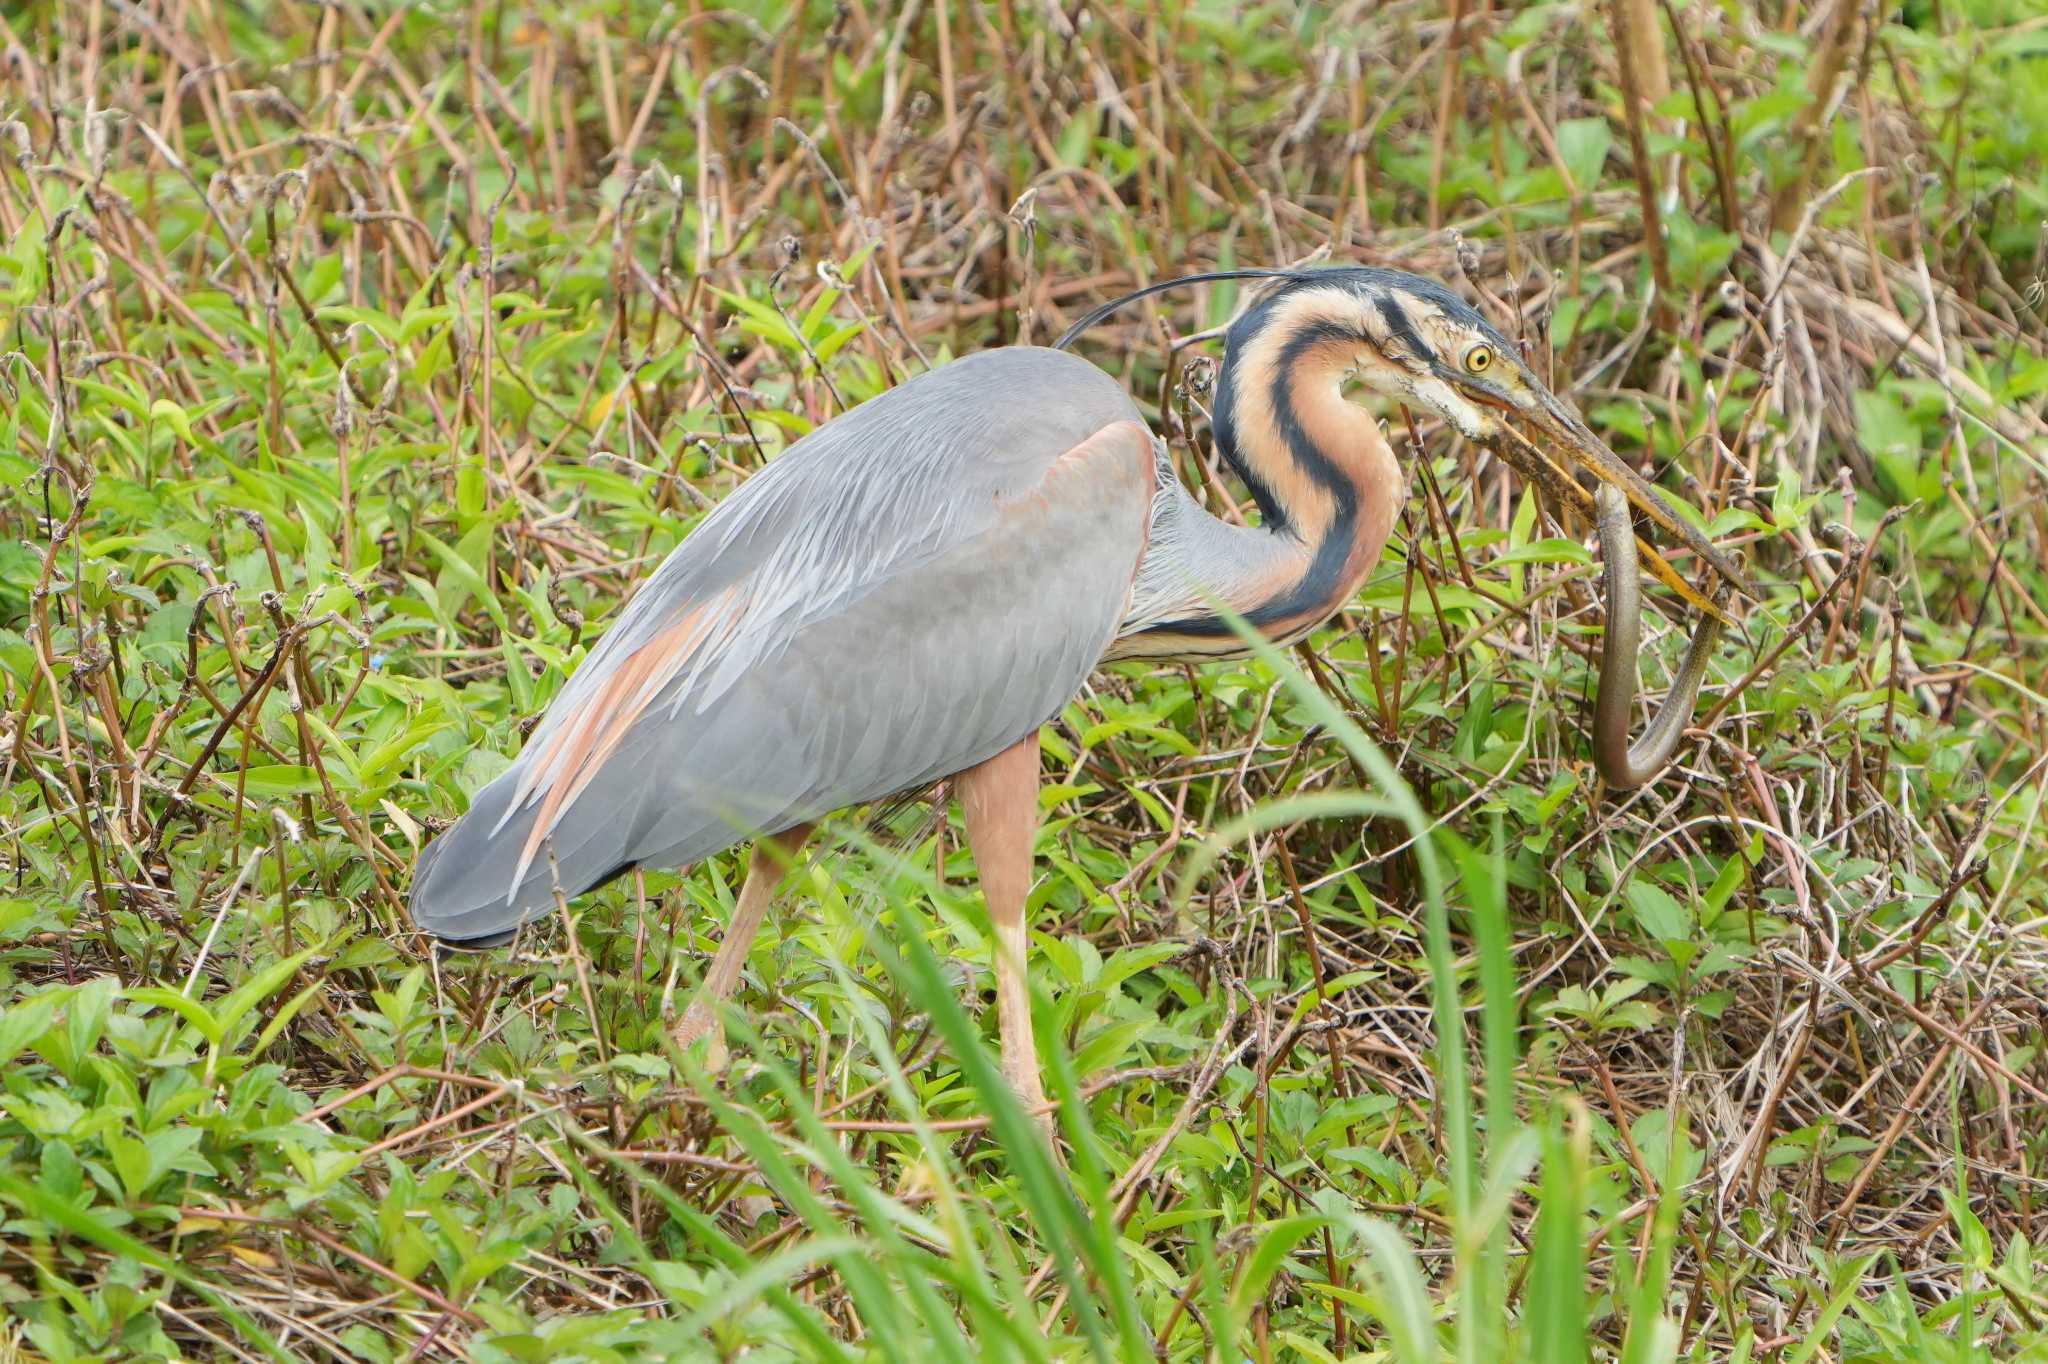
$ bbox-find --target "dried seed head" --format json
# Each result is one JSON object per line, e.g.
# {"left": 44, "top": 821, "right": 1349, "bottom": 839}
{"left": 269, "top": 169, "right": 309, "bottom": 211}
{"left": 624, "top": 163, "right": 661, "bottom": 209}
{"left": 1451, "top": 228, "right": 1482, "bottom": 285}
{"left": 329, "top": 372, "right": 355, "bottom": 439}
{"left": 84, "top": 109, "right": 118, "bottom": 176}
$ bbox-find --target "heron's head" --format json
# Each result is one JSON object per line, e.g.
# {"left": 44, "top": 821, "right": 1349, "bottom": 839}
{"left": 1222, "top": 266, "right": 1752, "bottom": 603}
{"left": 1055, "top": 263, "right": 1752, "bottom": 605}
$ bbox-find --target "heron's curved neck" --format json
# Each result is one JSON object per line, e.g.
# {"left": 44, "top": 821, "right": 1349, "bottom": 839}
{"left": 1122, "top": 323, "right": 1392, "bottom": 655}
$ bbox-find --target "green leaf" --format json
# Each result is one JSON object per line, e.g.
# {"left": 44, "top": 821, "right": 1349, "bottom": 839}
{"left": 1625, "top": 881, "right": 1693, "bottom": 943}
{"left": 420, "top": 515, "right": 511, "bottom": 630}
{"left": 1351, "top": 1219, "right": 1437, "bottom": 1364}
{"left": 127, "top": 987, "right": 225, "bottom": 1046}
{"left": 1055, "top": 111, "right": 1095, "bottom": 168}
{"left": 210, "top": 949, "right": 319, "bottom": 1056}
{"left": 1528, "top": 1113, "right": 1589, "bottom": 1364}
{"left": 237, "top": 764, "right": 326, "bottom": 798}
{"left": 1854, "top": 388, "right": 1930, "bottom": 502}
{"left": 1230, "top": 1214, "right": 1328, "bottom": 1320}
{"left": 149, "top": 398, "right": 194, "bottom": 444}
{"left": 1555, "top": 118, "right": 1613, "bottom": 194}
{"left": 1946, "top": 1188, "right": 1994, "bottom": 1269}
{"left": 0, "top": 988, "right": 64, "bottom": 1065}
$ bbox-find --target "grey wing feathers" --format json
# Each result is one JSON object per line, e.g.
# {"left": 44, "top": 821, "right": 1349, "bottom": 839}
{"left": 409, "top": 347, "right": 1154, "bottom": 942}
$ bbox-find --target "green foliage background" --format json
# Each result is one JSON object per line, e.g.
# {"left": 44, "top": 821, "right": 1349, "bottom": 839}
{"left": 0, "top": 0, "right": 2045, "bottom": 1358}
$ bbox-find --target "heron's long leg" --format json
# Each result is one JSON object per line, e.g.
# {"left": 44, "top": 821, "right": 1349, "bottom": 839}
{"left": 1592, "top": 484, "right": 1725, "bottom": 788}
{"left": 673, "top": 823, "right": 812, "bottom": 1059}
{"left": 955, "top": 731, "right": 1051, "bottom": 1128}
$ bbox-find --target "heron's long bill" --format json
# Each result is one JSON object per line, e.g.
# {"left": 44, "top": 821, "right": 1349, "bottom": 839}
{"left": 1483, "top": 395, "right": 1751, "bottom": 624}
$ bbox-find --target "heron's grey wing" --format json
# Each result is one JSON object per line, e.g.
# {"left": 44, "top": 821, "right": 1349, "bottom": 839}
{"left": 410, "top": 347, "right": 1153, "bottom": 941}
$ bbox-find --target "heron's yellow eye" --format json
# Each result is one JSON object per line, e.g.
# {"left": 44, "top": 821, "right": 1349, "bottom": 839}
{"left": 1463, "top": 344, "right": 1494, "bottom": 374}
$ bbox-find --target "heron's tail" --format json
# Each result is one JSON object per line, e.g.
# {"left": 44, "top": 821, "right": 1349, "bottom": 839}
{"left": 407, "top": 765, "right": 640, "bottom": 945}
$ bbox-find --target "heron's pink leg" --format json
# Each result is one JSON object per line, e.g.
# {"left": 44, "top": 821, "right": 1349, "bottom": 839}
{"left": 956, "top": 732, "right": 1051, "bottom": 1128}
{"left": 673, "top": 823, "right": 811, "bottom": 1061}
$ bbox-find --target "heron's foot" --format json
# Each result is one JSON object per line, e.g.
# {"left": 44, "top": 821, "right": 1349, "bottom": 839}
{"left": 671, "top": 1000, "right": 730, "bottom": 1073}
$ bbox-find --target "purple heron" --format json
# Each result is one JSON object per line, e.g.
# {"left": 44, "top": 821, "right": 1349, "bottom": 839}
{"left": 411, "top": 266, "right": 1746, "bottom": 1118}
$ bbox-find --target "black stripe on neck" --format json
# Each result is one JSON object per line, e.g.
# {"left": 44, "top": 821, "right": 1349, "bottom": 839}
{"left": 1145, "top": 309, "right": 1373, "bottom": 640}
{"left": 1211, "top": 326, "right": 1289, "bottom": 533}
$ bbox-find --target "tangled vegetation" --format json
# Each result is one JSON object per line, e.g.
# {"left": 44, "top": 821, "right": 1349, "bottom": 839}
{"left": 1, "top": 0, "right": 2045, "bottom": 1358}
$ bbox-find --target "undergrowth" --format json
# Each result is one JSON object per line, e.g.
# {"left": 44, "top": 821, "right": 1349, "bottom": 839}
{"left": 0, "top": 0, "right": 2045, "bottom": 1358}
